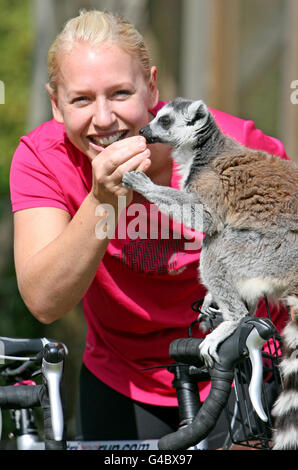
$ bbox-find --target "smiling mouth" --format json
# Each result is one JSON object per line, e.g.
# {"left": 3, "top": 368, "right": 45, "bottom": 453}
{"left": 87, "top": 130, "right": 128, "bottom": 147}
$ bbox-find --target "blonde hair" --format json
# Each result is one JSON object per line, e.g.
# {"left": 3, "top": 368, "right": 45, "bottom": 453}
{"left": 47, "top": 10, "right": 151, "bottom": 94}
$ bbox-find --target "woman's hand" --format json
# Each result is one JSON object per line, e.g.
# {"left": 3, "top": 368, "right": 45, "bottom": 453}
{"left": 90, "top": 135, "right": 151, "bottom": 208}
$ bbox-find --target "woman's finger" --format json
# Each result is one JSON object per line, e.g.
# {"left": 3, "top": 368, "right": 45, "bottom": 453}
{"left": 93, "top": 136, "right": 147, "bottom": 176}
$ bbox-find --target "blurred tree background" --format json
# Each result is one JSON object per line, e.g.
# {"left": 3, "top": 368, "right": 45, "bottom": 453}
{"left": 0, "top": 0, "right": 297, "bottom": 442}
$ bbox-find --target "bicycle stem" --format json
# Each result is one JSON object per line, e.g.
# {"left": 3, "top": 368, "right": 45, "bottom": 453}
{"left": 42, "top": 343, "right": 66, "bottom": 442}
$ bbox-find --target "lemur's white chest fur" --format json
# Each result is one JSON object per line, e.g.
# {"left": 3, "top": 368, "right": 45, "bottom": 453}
{"left": 172, "top": 146, "right": 194, "bottom": 189}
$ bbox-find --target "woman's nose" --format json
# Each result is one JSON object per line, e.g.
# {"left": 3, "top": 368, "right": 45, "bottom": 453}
{"left": 92, "top": 99, "right": 117, "bottom": 129}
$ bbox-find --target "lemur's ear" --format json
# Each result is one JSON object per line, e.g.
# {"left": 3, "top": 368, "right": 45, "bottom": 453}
{"left": 186, "top": 100, "right": 208, "bottom": 127}
{"left": 188, "top": 100, "right": 206, "bottom": 118}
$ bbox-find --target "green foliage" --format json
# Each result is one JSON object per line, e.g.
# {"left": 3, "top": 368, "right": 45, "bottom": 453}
{"left": 0, "top": 1, "right": 45, "bottom": 337}
{"left": 0, "top": 0, "right": 33, "bottom": 196}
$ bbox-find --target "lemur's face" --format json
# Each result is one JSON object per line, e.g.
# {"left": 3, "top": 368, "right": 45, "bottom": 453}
{"left": 140, "top": 98, "right": 209, "bottom": 148}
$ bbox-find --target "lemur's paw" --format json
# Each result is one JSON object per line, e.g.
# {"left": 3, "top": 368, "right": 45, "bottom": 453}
{"left": 122, "top": 171, "right": 152, "bottom": 192}
{"left": 198, "top": 314, "right": 213, "bottom": 333}
{"left": 198, "top": 293, "right": 224, "bottom": 332}
{"left": 199, "top": 333, "right": 220, "bottom": 368}
{"left": 199, "top": 320, "right": 238, "bottom": 368}
{"left": 198, "top": 308, "right": 224, "bottom": 332}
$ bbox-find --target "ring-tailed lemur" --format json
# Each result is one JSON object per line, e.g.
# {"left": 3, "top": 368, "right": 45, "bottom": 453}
{"left": 122, "top": 97, "right": 298, "bottom": 450}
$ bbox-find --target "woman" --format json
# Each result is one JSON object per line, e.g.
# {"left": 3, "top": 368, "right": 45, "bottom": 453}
{"left": 10, "top": 10, "right": 289, "bottom": 444}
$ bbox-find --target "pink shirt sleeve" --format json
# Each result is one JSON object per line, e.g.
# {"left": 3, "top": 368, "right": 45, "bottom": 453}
{"left": 10, "top": 137, "right": 70, "bottom": 213}
{"left": 242, "top": 119, "right": 289, "bottom": 160}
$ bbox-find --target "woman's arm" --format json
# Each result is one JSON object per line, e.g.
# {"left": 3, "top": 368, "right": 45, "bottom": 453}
{"left": 14, "top": 195, "right": 110, "bottom": 324}
{"left": 14, "top": 136, "right": 150, "bottom": 324}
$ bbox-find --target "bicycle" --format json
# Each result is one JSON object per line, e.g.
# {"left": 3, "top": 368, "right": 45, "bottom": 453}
{"left": 0, "top": 299, "right": 282, "bottom": 451}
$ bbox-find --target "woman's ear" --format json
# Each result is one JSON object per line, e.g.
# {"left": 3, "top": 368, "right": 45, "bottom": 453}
{"left": 45, "top": 83, "right": 64, "bottom": 123}
{"left": 148, "top": 66, "right": 159, "bottom": 109}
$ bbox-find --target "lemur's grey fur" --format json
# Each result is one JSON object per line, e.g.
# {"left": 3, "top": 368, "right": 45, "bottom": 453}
{"left": 122, "top": 97, "right": 298, "bottom": 450}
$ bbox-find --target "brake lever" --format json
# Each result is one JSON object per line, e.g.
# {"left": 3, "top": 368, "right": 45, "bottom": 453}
{"left": 212, "top": 317, "right": 278, "bottom": 422}
{"left": 42, "top": 342, "right": 67, "bottom": 441}
{"left": 244, "top": 318, "right": 278, "bottom": 421}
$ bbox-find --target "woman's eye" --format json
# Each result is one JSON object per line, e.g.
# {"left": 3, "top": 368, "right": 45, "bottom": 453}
{"left": 114, "top": 90, "right": 132, "bottom": 99}
{"left": 71, "top": 96, "right": 89, "bottom": 104}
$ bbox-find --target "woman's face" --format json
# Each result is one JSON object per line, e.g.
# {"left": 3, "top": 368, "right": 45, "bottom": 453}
{"left": 48, "top": 42, "right": 158, "bottom": 161}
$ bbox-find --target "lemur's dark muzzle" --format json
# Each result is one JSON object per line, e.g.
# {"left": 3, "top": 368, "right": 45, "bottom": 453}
{"left": 139, "top": 125, "right": 159, "bottom": 144}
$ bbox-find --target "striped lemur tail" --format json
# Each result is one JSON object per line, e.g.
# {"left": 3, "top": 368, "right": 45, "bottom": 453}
{"left": 272, "top": 301, "right": 298, "bottom": 450}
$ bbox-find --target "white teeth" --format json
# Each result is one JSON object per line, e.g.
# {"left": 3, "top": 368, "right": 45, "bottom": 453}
{"left": 89, "top": 132, "right": 126, "bottom": 147}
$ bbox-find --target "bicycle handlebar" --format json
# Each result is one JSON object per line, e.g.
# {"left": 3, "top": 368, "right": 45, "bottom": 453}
{"left": 0, "top": 384, "right": 41, "bottom": 409}
{"left": 158, "top": 316, "right": 277, "bottom": 450}
{"left": 0, "top": 338, "right": 67, "bottom": 450}
{"left": 0, "top": 336, "right": 51, "bottom": 358}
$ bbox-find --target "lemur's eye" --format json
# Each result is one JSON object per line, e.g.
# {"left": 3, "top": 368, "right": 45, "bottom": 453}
{"left": 158, "top": 115, "right": 172, "bottom": 129}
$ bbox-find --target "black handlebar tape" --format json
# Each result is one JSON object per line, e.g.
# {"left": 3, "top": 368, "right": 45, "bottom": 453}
{"left": 159, "top": 366, "right": 234, "bottom": 450}
{"left": 0, "top": 385, "right": 41, "bottom": 409}
{"left": 169, "top": 338, "right": 205, "bottom": 368}
{"left": 0, "top": 337, "right": 46, "bottom": 356}
{"left": 171, "top": 365, "right": 201, "bottom": 427}
{"left": 0, "top": 384, "right": 66, "bottom": 450}
{"left": 168, "top": 338, "right": 208, "bottom": 426}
